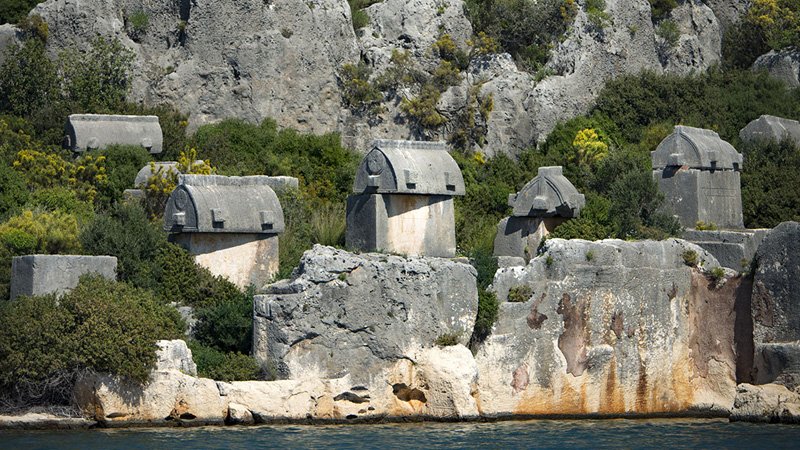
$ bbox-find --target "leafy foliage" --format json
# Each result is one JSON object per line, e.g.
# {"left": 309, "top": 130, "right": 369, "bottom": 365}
{"left": 0, "top": 0, "right": 40, "bottom": 25}
{"left": 188, "top": 342, "right": 261, "bottom": 382}
{"left": 60, "top": 36, "right": 135, "bottom": 113}
{"left": 0, "top": 39, "right": 59, "bottom": 118}
{"left": 648, "top": 0, "right": 678, "bottom": 22}
{"left": 0, "top": 276, "right": 182, "bottom": 406}
{"left": 741, "top": 139, "right": 800, "bottom": 228}
{"left": 464, "top": 0, "right": 572, "bottom": 71}
{"left": 80, "top": 202, "right": 166, "bottom": 290}
{"left": 746, "top": 0, "right": 800, "bottom": 51}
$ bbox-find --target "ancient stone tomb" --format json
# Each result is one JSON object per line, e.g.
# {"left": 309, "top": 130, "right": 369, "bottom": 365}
{"left": 64, "top": 114, "right": 164, "bottom": 154}
{"left": 346, "top": 140, "right": 465, "bottom": 257}
{"left": 164, "top": 175, "right": 285, "bottom": 289}
{"left": 739, "top": 114, "right": 800, "bottom": 146}
{"left": 493, "top": 166, "right": 584, "bottom": 260}
{"left": 652, "top": 125, "right": 744, "bottom": 229}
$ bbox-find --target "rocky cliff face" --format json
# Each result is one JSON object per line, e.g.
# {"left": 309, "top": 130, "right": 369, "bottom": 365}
{"left": 27, "top": 0, "right": 739, "bottom": 155}
{"left": 253, "top": 245, "right": 478, "bottom": 383}
{"left": 477, "top": 238, "right": 741, "bottom": 416}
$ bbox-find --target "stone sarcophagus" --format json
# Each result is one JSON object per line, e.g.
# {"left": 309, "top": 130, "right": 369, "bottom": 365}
{"left": 345, "top": 140, "right": 465, "bottom": 257}
{"left": 493, "top": 166, "right": 585, "bottom": 260}
{"left": 739, "top": 115, "right": 800, "bottom": 146}
{"left": 65, "top": 114, "right": 163, "bottom": 154}
{"left": 652, "top": 126, "right": 744, "bottom": 229}
{"left": 164, "top": 175, "right": 285, "bottom": 289}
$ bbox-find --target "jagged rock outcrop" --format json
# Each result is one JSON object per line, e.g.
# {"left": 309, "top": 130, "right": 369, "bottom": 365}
{"left": 749, "top": 222, "right": 800, "bottom": 390}
{"left": 26, "top": 0, "right": 740, "bottom": 156}
{"left": 74, "top": 340, "right": 226, "bottom": 426}
{"left": 753, "top": 49, "right": 800, "bottom": 88}
{"left": 730, "top": 383, "right": 800, "bottom": 424}
{"left": 33, "top": 0, "right": 359, "bottom": 133}
{"left": 252, "top": 245, "right": 478, "bottom": 382}
{"left": 476, "top": 238, "right": 742, "bottom": 417}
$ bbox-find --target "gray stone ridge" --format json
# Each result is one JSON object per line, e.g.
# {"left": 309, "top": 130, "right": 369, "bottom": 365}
{"left": 652, "top": 125, "right": 743, "bottom": 170}
{"left": 64, "top": 114, "right": 163, "bottom": 154}
{"left": 753, "top": 49, "right": 800, "bottom": 88}
{"left": 740, "top": 115, "right": 800, "bottom": 146}
{"left": 253, "top": 245, "right": 478, "bottom": 383}
{"left": 682, "top": 229, "right": 768, "bottom": 271}
{"left": 353, "top": 140, "right": 465, "bottom": 196}
{"left": 10, "top": 255, "right": 117, "bottom": 300}
{"left": 164, "top": 175, "right": 285, "bottom": 234}
{"left": 509, "top": 166, "right": 585, "bottom": 218}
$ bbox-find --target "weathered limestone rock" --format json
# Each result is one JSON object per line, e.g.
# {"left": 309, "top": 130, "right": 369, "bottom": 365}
{"left": 660, "top": 1, "right": 722, "bottom": 74}
{"left": 0, "top": 413, "right": 95, "bottom": 430}
{"left": 10, "top": 255, "right": 117, "bottom": 300}
{"left": 226, "top": 402, "right": 255, "bottom": 425}
{"left": 411, "top": 345, "right": 479, "bottom": 418}
{"left": 652, "top": 126, "right": 744, "bottom": 229}
{"left": 753, "top": 49, "right": 800, "bottom": 88}
{"left": 34, "top": 0, "right": 359, "bottom": 133}
{"left": 164, "top": 175, "right": 285, "bottom": 289}
{"left": 74, "top": 339, "right": 226, "bottom": 426}
{"left": 346, "top": 140, "right": 465, "bottom": 257}
{"left": 253, "top": 245, "right": 478, "bottom": 384}
{"left": 65, "top": 114, "right": 163, "bottom": 154}
{"left": 494, "top": 166, "right": 585, "bottom": 260}
{"left": 749, "top": 222, "right": 800, "bottom": 390}
{"left": 682, "top": 229, "right": 768, "bottom": 271}
{"left": 478, "top": 238, "right": 740, "bottom": 417}
{"left": 730, "top": 383, "right": 800, "bottom": 424}
{"left": 740, "top": 115, "right": 800, "bottom": 146}
{"left": 155, "top": 340, "right": 197, "bottom": 376}
{"left": 134, "top": 162, "right": 180, "bottom": 188}
{"left": 751, "top": 222, "right": 800, "bottom": 344}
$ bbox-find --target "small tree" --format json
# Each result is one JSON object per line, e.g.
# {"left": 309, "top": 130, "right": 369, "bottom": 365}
{"left": 60, "top": 36, "right": 135, "bottom": 112}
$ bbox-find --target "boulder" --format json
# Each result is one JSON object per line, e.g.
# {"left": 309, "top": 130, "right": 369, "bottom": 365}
{"left": 10, "top": 255, "right": 117, "bottom": 300}
{"left": 411, "top": 345, "right": 479, "bottom": 418}
{"left": 74, "top": 339, "right": 226, "bottom": 426}
{"left": 477, "top": 238, "right": 741, "bottom": 417}
{"left": 753, "top": 49, "right": 800, "bottom": 88}
{"left": 226, "top": 402, "right": 254, "bottom": 425}
{"left": 751, "top": 222, "right": 800, "bottom": 344}
{"left": 730, "top": 383, "right": 800, "bottom": 424}
{"left": 253, "top": 245, "right": 479, "bottom": 384}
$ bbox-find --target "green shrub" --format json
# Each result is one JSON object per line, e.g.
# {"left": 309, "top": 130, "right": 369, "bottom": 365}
{"left": 0, "top": 164, "right": 29, "bottom": 219}
{"left": 80, "top": 202, "right": 165, "bottom": 290}
{"left": 339, "top": 62, "right": 383, "bottom": 116}
{"left": 126, "top": 10, "right": 149, "bottom": 41}
{"left": 507, "top": 285, "right": 533, "bottom": 303}
{"left": 550, "top": 217, "right": 610, "bottom": 241}
{"left": 310, "top": 201, "right": 346, "bottom": 247}
{"left": 193, "top": 288, "right": 254, "bottom": 354}
{"left": 434, "top": 332, "right": 461, "bottom": 347}
{"left": 741, "top": 139, "right": 800, "bottom": 228}
{"left": 0, "top": 39, "right": 60, "bottom": 119}
{"left": 656, "top": 19, "right": 680, "bottom": 49}
{"left": 648, "top": 0, "right": 677, "bottom": 22}
{"left": 682, "top": 249, "right": 698, "bottom": 267}
{"left": 26, "top": 187, "right": 93, "bottom": 222}
{"left": 586, "top": 0, "right": 611, "bottom": 30}
{"left": 0, "top": 0, "right": 40, "bottom": 25}
{"left": 722, "top": 19, "right": 770, "bottom": 70}
{"left": 60, "top": 36, "right": 135, "bottom": 112}
{"left": 695, "top": 221, "right": 718, "bottom": 231}
{"left": 0, "top": 209, "right": 81, "bottom": 255}
{"left": 90, "top": 145, "right": 152, "bottom": 206}
{"left": 188, "top": 341, "right": 261, "bottom": 382}
{"left": 0, "top": 276, "right": 182, "bottom": 406}
{"left": 464, "top": 0, "right": 570, "bottom": 71}
{"left": 472, "top": 288, "right": 499, "bottom": 343}
{"left": 709, "top": 266, "right": 726, "bottom": 283}
{"left": 746, "top": 0, "right": 800, "bottom": 51}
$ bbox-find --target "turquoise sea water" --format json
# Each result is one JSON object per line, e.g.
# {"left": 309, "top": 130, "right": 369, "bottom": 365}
{"left": 2, "top": 419, "right": 800, "bottom": 449}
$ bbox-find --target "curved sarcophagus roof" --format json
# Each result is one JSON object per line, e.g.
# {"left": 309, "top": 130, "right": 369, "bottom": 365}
{"left": 651, "top": 126, "right": 742, "bottom": 170}
{"left": 164, "top": 175, "right": 285, "bottom": 234}
{"left": 65, "top": 114, "right": 163, "bottom": 154}
{"left": 353, "top": 140, "right": 465, "bottom": 196}
{"left": 740, "top": 115, "right": 800, "bottom": 145}
{"left": 510, "top": 166, "right": 585, "bottom": 218}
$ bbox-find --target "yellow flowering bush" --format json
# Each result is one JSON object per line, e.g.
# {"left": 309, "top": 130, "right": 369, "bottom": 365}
{"left": 143, "top": 148, "right": 215, "bottom": 218}
{"left": 572, "top": 128, "right": 609, "bottom": 169}
{"left": 12, "top": 149, "right": 108, "bottom": 203}
{"left": 747, "top": 0, "right": 800, "bottom": 50}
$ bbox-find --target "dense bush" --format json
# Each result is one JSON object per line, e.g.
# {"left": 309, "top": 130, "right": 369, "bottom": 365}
{"left": 60, "top": 36, "right": 135, "bottom": 113}
{"left": 464, "top": 0, "right": 572, "bottom": 71}
{"left": 80, "top": 202, "right": 165, "bottom": 290}
{"left": 90, "top": 145, "right": 152, "bottom": 206}
{"left": 0, "top": 276, "right": 183, "bottom": 407}
{"left": 741, "top": 139, "right": 800, "bottom": 228}
{"left": 193, "top": 288, "right": 254, "bottom": 354}
{"left": 0, "top": 0, "right": 39, "bottom": 25}
{"left": 0, "top": 39, "right": 59, "bottom": 119}
{"left": 0, "top": 164, "right": 30, "bottom": 220}
{"left": 188, "top": 342, "right": 261, "bottom": 382}
{"left": 746, "top": 0, "right": 800, "bottom": 51}
{"left": 191, "top": 118, "right": 359, "bottom": 203}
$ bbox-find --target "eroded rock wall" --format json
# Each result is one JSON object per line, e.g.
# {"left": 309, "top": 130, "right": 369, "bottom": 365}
{"left": 477, "top": 238, "right": 741, "bottom": 417}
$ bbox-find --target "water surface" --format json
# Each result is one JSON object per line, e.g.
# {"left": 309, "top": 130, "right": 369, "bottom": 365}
{"left": 3, "top": 419, "right": 799, "bottom": 449}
